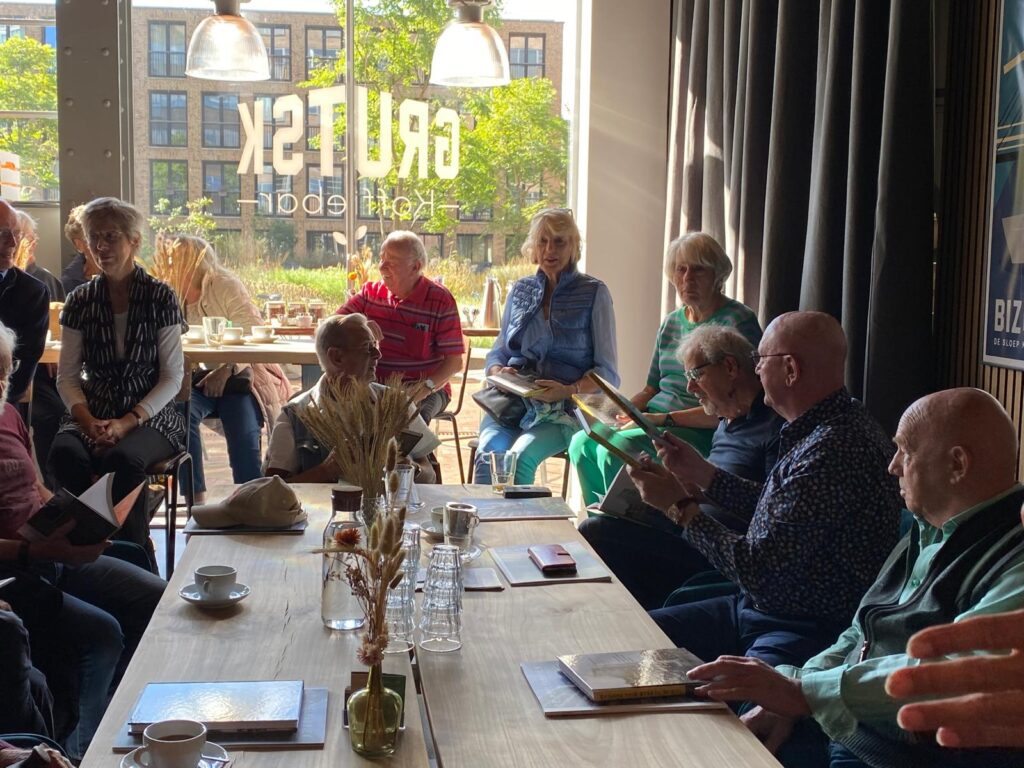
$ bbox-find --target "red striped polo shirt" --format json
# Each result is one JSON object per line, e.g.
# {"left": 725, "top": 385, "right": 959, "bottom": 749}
{"left": 338, "top": 277, "right": 464, "bottom": 393}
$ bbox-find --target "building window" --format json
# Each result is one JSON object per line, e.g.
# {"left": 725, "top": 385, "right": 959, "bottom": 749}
{"left": 306, "top": 26, "right": 342, "bottom": 78}
{"left": 358, "top": 177, "right": 383, "bottom": 219}
{"left": 257, "top": 24, "right": 291, "bottom": 81}
{"left": 459, "top": 204, "right": 492, "bottom": 222}
{"left": 256, "top": 171, "right": 293, "bottom": 217}
{"left": 203, "top": 161, "right": 241, "bottom": 216}
{"left": 149, "top": 21, "right": 186, "bottom": 78}
{"left": 0, "top": 25, "right": 25, "bottom": 43}
{"left": 363, "top": 231, "right": 382, "bottom": 258}
{"left": 202, "top": 93, "right": 240, "bottom": 148}
{"left": 306, "top": 230, "right": 337, "bottom": 258}
{"left": 150, "top": 160, "right": 188, "bottom": 212}
{"left": 456, "top": 234, "right": 493, "bottom": 264}
{"left": 149, "top": 92, "right": 187, "bottom": 147}
{"left": 255, "top": 95, "right": 275, "bottom": 150}
{"left": 509, "top": 33, "right": 544, "bottom": 79}
{"left": 306, "top": 166, "right": 345, "bottom": 218}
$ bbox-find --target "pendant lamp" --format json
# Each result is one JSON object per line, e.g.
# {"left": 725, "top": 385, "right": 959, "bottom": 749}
{"left": 429, "top": 0, "right": 510, "bottom": 87}
{"left": 186, "top": 0, "right": 270, "bottom": 81}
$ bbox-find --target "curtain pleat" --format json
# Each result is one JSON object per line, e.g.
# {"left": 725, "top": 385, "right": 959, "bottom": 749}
{"left": 665, "top": 0, "right": 934, "bottom": 431}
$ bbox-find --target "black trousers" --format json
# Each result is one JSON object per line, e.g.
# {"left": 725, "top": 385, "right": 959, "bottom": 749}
{"left": 49, "top": 426, "right": 174, "bottom": 555}
{"left": 417, "top": 389, "right": 451, "bottom": 423}
{"left": 0, "top": 609, "right": 53, "bottom": 737}
{"left": 31, "top": 372, "right": 66, "bottom": 490}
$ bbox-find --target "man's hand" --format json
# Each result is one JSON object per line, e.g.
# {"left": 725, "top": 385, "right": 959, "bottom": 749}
{"left": 656, "top": 431, "right": 716, "bottom": 489}
{"left": 404, "top": 380, "right": 431, "bottom": 405}
{"left": 741, "top": 705, "right": 798, "bottom": 754}
{"left": 690, "top": 655, "right": 811, "bottom": 718}
{"left": 887, "top": 609, "right": 1024, "bottom": 749}
{"left": 0, "top": 599, "right": 11, "bottom": 611}
{"left": 532, "top": 379, "right": 573, "bottom": 403}
{"left": 32, "top": 537, "right": 110, "bottom": 566}
{"left": 196, "top": 365, "right": 233, "bottom": 398}
{"left": 0, "top": 744, "right": 75, "bottom": 768}
{"left": 627, "top": 458, "right": 689, "bottom": 515}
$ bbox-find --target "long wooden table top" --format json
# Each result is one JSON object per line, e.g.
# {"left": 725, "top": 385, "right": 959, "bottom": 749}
{"left": 39, "top": 339, "right": 320, "bottom": 367}
{"left": 80, "top": 487, "right": 429, "bottom": 767}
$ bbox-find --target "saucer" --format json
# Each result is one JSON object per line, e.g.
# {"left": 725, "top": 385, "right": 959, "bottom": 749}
{"left": 121, "top": 742, "right": 229, "bottom": 768}
{"left": 219, "top": 337, "right": 246, "bottom": 346}
{"left": 245, "top": 335, "right": 277, "bottom": 344}
{"left": 184, "top": 336, "right": 205, "bottom": 345}
{"left": 179, "top": 582, "right": 250, "bottom": 609}
{"left": 421, "top": 521, "right": 444, "bottom": 542}
{"left": 460, "top": 543, "right": 484, "bottom": 563}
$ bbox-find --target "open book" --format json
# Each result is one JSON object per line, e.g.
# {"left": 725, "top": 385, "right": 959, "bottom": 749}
{"left": 485, "top": 371, "right": 548, "bottom": 398}
{"left": 19, "top": 473, "right": 143, "bottom": 545}
{"left": 571, "top": 406, "right": 645, "bottom": 470}
{"left": 587, "top": 371, "right": 671, "bottom": 448}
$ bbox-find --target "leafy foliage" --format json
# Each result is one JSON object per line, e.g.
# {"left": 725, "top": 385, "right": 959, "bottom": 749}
{"left": 0, "top": 37, "right": 58, "bottom": 198}
{"left": 149, "top": 197, "right": 217, "bottom": 241}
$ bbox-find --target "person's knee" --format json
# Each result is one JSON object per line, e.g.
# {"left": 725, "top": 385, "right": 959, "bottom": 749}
{"left": 577, "top": 516, "right": 609, "bottom": 545}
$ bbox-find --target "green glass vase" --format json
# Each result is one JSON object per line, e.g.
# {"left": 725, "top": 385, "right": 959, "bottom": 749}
{"left": 347, "top": 664, "right": 403, "bottom": 757}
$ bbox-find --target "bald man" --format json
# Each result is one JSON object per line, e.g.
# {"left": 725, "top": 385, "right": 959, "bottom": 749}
{"left": 0, "top": 199, "right": 48, "bottom": 407}
{"left": 684, "top": 388, "right": 1024, "bottom": 768}
{"left": 631, "top": 311, "right": 900, "bottom": 670}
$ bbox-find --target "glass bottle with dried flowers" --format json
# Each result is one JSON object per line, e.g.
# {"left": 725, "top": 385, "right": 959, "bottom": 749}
{"left": 314, "top": 438, "right": 408, "bottom": 757}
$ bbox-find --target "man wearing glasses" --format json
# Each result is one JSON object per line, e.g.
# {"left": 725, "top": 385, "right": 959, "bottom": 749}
{"left": 0, "top": 199, "right": 48, "bottom": 413}
{"left": 630, "top": 311, "right": 901, "bottom": 671}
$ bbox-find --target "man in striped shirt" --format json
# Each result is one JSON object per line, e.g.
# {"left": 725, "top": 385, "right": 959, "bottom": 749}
{"left": 338, "top": 231, "right": 464, "bottom": 422}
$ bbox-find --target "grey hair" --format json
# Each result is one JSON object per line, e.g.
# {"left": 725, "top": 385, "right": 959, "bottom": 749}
{"left": 664, "top": 233, "right": 733, "bottom": 292}
{"left": 82, "top": 197, "right": 146, "bottom": 247}
{"left": 381, "top": 230, "right": 427, "bottom": 266}
{"left": 14, "top": 209, "right": 36, "bottom": 236}
{"left": 677, "top": 324, "right": 756, "bottom": 375}
{"left": 0, "top": 321, "right": 16, "bottom": 369}
{"left": 315, "top": 313, "right": 371, "bottom": 369}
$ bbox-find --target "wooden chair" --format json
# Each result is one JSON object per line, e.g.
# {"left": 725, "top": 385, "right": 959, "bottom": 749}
{"left": 430, "top": 339, "right": 474, "bottom": 483}
{"left": 466, "top": 439, "right": 571, "bottom": 499}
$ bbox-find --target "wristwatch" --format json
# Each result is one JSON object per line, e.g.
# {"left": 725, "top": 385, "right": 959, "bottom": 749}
{"left": 423, "top": 378, "right": 437, "bottom": 392}
{"left": 663, "top": 412, "right": 677, "bottom": 428}
{"left": 666, "top": 496, "right": 698, "bottom": 525}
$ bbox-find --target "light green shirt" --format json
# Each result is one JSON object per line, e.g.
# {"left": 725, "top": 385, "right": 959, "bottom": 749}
{"left": 779, "top": 485, "right": 1024, "bottom": 742}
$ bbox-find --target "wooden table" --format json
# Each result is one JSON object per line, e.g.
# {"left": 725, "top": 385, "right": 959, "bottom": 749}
{"left": 38, "top": 339, "right": 320, "bottom": 367}
{"left": 461, "top": 327, "right": 500, "bottom": 339}
{"left": 80, "top": 486, "right": 429, "bottom": 767}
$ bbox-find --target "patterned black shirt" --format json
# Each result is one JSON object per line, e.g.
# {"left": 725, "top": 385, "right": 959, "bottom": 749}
{"left": 59, "top": 265, "right": 187, "bottom": 450}
{"left": 686, "top": 388, "right": 901, "bottom": 624}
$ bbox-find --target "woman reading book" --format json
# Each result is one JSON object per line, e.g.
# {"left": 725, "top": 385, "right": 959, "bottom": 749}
{"left": 473, "top": 208, "right": 619, "bottom": 485}
{"left": 568, "top": 232, "right": 762, "bottom": 506}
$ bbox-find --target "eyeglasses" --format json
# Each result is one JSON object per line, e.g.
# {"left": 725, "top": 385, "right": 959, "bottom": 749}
{"left": 749, "top": 351, "right": 794, "bottom": 365}
{"left": 87, "top": 231, "right": 125, "bottom": 247}
{"left": 683, "top": 360, "right": 716, "bottom": 382}
{"left": 0, "top": 229, "right": 22, "bottom": 243}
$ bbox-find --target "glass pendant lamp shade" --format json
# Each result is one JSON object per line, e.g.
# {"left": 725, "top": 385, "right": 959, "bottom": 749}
{"left": 186, "top": 0, "right": 270, "bottom": 81}
{"left": 430, "top": 2, "right": 510, "bottom": 87}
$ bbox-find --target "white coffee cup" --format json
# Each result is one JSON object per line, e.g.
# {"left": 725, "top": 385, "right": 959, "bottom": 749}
{"left": 295, "top": 313, "right": 314, "bottom": 328}
{"left": 185, "top": 325, "right": 204, "bottom": 341}
{"left": 252, "top": 325, "right": 274, "bottom": 341}
{"left": 194, "top": 565, "right": 236, "bottom": 601}
{"left": 222, "top": 326, "right": 243, "bottom": 342}
{"left": 137, "top": 719, "right": 206, "bottom": 768}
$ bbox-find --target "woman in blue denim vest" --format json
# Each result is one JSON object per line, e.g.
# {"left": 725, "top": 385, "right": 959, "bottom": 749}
{"left": 474, "top": 208, "right": 619, "bottom": 485}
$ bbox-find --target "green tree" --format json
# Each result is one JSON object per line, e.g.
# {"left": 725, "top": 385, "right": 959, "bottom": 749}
{"left": 148, "top": 197, "right": 217, "bottom": 241}
{"left": 0, "top": 37, "right": 58, "bottom": 199}
{"left": 304, "top": 0, "right": 566, "bottom": 257}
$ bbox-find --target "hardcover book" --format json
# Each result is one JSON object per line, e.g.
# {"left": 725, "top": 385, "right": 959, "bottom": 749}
{"left": 127, "top": 680, "right": 304, "bottom": 734}
{"left": 556, "top": 648, "right": 707, "bottom": 702}
{"left": 485, "top": 371, "right": 547, "bottom": 398}
{"left": 18, "top": 473, "right": 143, "bottom": 546}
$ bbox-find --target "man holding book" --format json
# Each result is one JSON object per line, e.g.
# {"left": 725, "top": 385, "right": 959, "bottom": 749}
{"left": 265, "top": 313, "right": 439, "bottom": 483}
{"left": 630, "top": 311, "right": 900, "bottom": 669}
{"left": 0, "top": 321, "right": 165, "bottom": 761}
{"left": 682, "top": 388, "right": 1024, "bottom": 768}
{"left": 579, "top": 325, "right": 784, "bottom": 609}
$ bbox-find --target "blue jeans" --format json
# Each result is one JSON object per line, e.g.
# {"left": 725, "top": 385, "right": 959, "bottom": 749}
{"left": 186, "top": 388, "right": 263, "bottom": 495}
{"left": 473, "top": 415, "right": 577, "bottom": 485}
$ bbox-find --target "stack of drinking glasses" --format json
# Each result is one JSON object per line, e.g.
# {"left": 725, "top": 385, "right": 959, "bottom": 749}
{"left": 384, "top": 522, "right": 421, "bottom": 653}
{"left": 418, "top": 544, "right": 463, "bottom": 653}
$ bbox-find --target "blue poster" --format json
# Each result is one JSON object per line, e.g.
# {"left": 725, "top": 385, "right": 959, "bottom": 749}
{"left": 986, "top": 0, "right": 1024, "bottom": 368}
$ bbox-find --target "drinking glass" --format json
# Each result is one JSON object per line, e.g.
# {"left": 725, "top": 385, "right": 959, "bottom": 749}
{"left": 387, "top": 464, "right": 415, "bottom": 510}
{"left": 488, "top": 451, "right": 517, "bottom": 494}
{"left": 385, "top": 523, "right": 421, "bottom": 653}
{"left": 202, "top": 316, "right": 227, "bottom": 346}
{"left": 418, "top": 544, "right": 462, "bottom": 653}
{"left": 442, "top": 502, "right": 478, "bottom": 552}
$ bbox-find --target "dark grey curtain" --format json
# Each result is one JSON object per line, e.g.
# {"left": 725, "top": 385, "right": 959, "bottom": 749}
{"left": 666, "top": 0, "right": 934, "bottom": 432}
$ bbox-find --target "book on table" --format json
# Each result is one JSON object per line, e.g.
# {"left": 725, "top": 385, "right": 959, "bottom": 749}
{"left": 556, "top": 648, "right": 707, "bottom": 702}
{"left": 485, "top": 370, "right": 548, "bottom": 398}
{"left": 18, "top": 473, "right": 143, "bottom": 546}
{"left": 127, "top": 680, "right": 304, "bottom": 735}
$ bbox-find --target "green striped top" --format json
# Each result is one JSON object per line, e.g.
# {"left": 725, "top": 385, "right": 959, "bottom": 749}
{"left": 645, "top": 298, "right": 762, "bottom": 413}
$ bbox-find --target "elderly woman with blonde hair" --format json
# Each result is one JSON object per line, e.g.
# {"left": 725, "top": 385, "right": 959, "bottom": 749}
{"left": 176, "top": 235, "right": 291, "bottom": 503}
{"left": 569, "top": 232, "right": 762, "bottom": 506}
{"left": 473, "top": 208, "right": 619, "bottom": 485}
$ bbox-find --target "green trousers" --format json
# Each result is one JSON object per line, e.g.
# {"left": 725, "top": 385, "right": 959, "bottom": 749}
{"left": 568, "top": 424, "right": 715, "bottom": 508}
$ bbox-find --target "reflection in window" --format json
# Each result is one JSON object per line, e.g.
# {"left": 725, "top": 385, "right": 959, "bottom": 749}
{"left": 202, "top": 93, "right": 240, "bottom": 148}
{"left": 358, "top": 176, "right": 381, "bottom": 219}
{"left": 150, "top": 92, "right": 187, "bottom": 147}
{"left": 256, "top": 95, "right": 276, "bottom": 150}
{"left": 306, "top": 230, "right": 336, "bottom": 258}
{"left": 203, "top": 161, "right": 241, "bottom": 216}
{"left": 257, "top": 24, "right": 291, "bottom": 81}
{"left": 256, "top": 172, "right": 293, "bottom": 217}
{"left": 509, "top": 33, "right": 544, "bottom": 79}
{"left": 306, "top": 165, "right": 344, "bottom": 218}
{"left": 306, "top": 26, "right": 342, "bottom": 79}
{"left": 456, "top": 234, "right": 493, "bottom": 264}
{"left": 363, "top": 231, "right": 382, "bottom": 258}
{"left": 150, "top": 160, "right": 188, "bottom": 212}
{"left": 149, "top": 21, "right": 186, "bottom": 78}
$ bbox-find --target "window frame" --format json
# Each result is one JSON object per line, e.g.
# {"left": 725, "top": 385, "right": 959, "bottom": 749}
{"left": 149, "top": 159, "right": 189, "bottom": 213}
{"left": 202, "top": 160, "right": 242, "bottom": 217}
{"left": 305, "top": 25, "right": 343, "bottom": 80}
{"left": 149, "top": 91, "right": 188, "bottom": 147}
{"left": 201, "top": 92, "right": 241, "bottom": 149}
{"left": 257, "top": 23, "right": 292, "bottom": 81}
{"left": 508, "top": 32, "right": 546, "bottom": 79}
{"left": 148, "top": 21, "right": 187, "bottom": 78}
